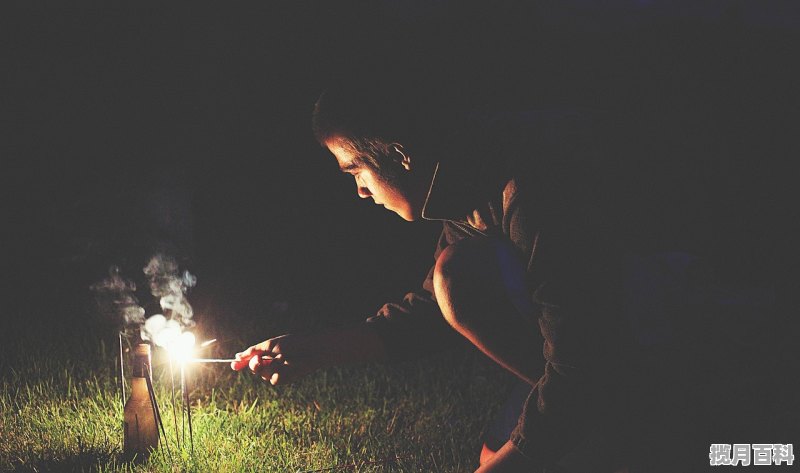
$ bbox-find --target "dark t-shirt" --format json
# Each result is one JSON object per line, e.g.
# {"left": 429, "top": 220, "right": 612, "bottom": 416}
{"left": 366, "top": 109, "right": 795, "bottom": 468}
{"left": 367, "top": 110, "right": 635, "bottom": 466}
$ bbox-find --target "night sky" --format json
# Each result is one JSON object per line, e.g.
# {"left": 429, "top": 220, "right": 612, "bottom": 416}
{"left": 3, "top": 2, "right": 798, "bottom": 344}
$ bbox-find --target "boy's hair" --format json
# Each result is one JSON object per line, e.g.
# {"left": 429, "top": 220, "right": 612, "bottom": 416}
{"left": 312, "top": 74, "right": 455, "bottom": 170}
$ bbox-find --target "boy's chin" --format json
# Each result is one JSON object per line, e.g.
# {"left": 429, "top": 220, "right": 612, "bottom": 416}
{"left": 391, "top": 207, "right": 417, "bottom": 221}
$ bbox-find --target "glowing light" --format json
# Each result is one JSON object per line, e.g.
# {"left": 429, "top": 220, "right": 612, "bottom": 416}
{"left": 141, "top": 314, "right": 196, "bottom": 361}
{"left": 167, "top": 331, "right": 196, "bottom": 362}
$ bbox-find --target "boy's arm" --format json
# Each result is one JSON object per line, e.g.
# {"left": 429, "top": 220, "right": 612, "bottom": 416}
{"left": 232, "top": 225, "right": 465, "bottom": 382}
{"left": 365, "top": 225, "right": 466, "bottom": 360}
{"left": 231, "top": 324, "right": 387, "bottom": 384}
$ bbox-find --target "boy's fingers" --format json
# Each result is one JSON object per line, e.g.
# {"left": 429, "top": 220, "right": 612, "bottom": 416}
{"left": 259, "top": 360, "right": 284, "bottom": 385}
{"left": 247, "top": 355, "right": 280, "bottom": 373}
{"left": 231, "top": 346, "right": 262, "bottom": 370}
{"left": 232, "top": 339, "right": 282, "bottom": 370}
{"left": 232, "top": 338, "right": 280, "bottom": 368}
{"left": 248, "top": 354, "right": 262, "bottom": 373}
{"left": 242, "top": 356, "right": 287, "bottom": 385}
{"left": 230, "top": 357, "right": 250, "bottom": 371}
{"left": 235, "top": 345, "right": 260, "bottom": 360}
{"left": 250, "top": 357, "right": 280, "bottom": 383}
{"left": 231, "top": 352, "right": 281, "bottom": 371}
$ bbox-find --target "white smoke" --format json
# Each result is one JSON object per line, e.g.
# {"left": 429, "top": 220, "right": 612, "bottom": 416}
{"left": 140, "top": 254, "right": 197, "bottom": 348}
{"left": 90, "top": 266, "right": 146, "bottom": 331}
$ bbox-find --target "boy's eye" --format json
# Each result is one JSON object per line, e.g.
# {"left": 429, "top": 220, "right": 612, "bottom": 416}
{"left": 342, "top": 165, "right": 362, "bottom": 176}
{"left": 340, "top": 163, "right": 359, "bottom": 174}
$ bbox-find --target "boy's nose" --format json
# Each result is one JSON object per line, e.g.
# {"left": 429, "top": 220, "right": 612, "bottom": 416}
{"left": 357, "top": 185, "right": 371, "bottom": 199}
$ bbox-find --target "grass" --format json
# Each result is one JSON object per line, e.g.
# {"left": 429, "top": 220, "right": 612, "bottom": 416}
{"left": 0, "top": 325, "right": 515, "bottom": 472}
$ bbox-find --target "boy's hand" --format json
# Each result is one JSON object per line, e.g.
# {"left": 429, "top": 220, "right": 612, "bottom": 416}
{"left": 231, "top": 325, "right": 386, "bottom": 385}
{"left": 231, "top": 333, "right": 326, "bottom": 385}
{"left": 231, "top": 334, "right": 335, "bottom": 385}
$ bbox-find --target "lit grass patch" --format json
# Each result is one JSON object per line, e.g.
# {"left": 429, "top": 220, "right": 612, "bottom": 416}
{"left": 1, "top": 337, "right": 515, "bottom": 472}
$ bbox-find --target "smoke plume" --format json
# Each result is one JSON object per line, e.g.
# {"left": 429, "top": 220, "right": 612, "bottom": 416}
{"left": 90, "top": 266, "right": 146, "bottom": 334}
{"left": 91, "top": 254, "right": 197, "bottom": 348}
{"left": 140, "top": 254, "right": 197, "bottom": 346}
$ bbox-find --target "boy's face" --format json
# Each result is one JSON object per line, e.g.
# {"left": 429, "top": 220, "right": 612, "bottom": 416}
{"left": 325, "top": 136, "right": 423, "bottom": 221}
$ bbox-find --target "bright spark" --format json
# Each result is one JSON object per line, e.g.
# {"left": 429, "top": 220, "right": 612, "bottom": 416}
{"left": 167, "top": 331, "right": 196, "bottom": 363}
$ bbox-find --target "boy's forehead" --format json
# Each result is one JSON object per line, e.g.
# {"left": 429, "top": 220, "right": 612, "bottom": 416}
{"left": 325, "top": 137, "right": 360, "bottom": 170}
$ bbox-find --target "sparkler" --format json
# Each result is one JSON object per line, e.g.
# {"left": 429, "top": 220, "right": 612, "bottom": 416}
{"left": 136, "top": 322, "right": 201, "bottom": 456}
{"left": 181, "top": 363, "right": 193, "bottom": 454}
{"left": 118, "top": 332, "right": 126, "bottom": 410}
{"left": 162, "top": 335, "right": 287, "bottom": 453}
{"left": 189, "top": 357, "right": 283, "bottom": 364}
{"left": 106, "top": 255, "right": 202, "bottom": 462}
{"left": 164, "top": 331, "right": 195, "bottom": 453}
{"left": 122, "top": 327, "right": 289, "bottom": 464}
{"left": 133, "top": 307, "right": 233, "bottom": 459}
{"left": 158, "top": 333, "right": 233, "bottom": 454}
{"left": 144, "top": 353, "right": 173, "bottom": 462}
{"left": 168, "top": 357, "right": 181, "bottom": 450}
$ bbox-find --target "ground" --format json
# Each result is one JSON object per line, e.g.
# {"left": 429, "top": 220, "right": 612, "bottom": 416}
{"left": 0, "top": 304, "right": 514, "bottom": 473}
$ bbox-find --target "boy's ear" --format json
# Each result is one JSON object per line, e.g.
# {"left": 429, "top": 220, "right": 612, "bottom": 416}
{"left": 390, "top": 143, "right": 412, "bottom": 171}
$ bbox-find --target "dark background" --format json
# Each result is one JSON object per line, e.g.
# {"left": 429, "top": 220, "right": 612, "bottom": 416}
{"left": 2, "top": 1, "right": 798, "bottom": 345}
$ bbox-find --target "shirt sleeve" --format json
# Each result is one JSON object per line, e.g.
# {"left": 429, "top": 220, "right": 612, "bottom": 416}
{"left": 365, "top": 225, "right": 466, "bottom": 360}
